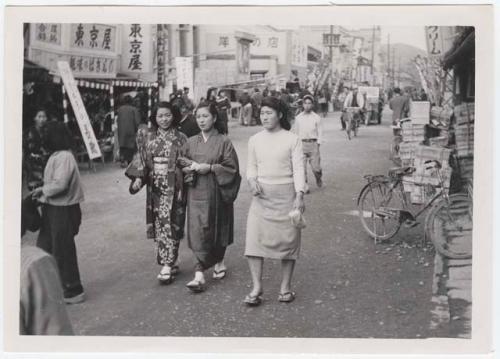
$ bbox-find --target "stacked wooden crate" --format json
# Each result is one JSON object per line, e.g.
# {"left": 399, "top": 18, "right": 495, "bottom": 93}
{"left": 399, "top": 122, "right": 426, "bottom": 167}
{"left": 403, "top": 146, "right": 453, "bottom": 204}
{"left": 453, "top": 102, "right": 475, "bottom": 189}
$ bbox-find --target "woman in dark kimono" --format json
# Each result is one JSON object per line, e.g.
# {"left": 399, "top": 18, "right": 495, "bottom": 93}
{"left": 23, "top": 109, "right": 49, "bottom": 190}
{"left": 127, "top": 102, "right": 187, "bottom": 285}
{"left": 178, "top": 101, "right": 241, "bottom": 293}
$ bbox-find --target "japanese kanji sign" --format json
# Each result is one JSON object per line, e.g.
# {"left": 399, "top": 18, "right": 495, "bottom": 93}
{"left": 70, "top": 24, "right": 117, "bottom": 52}
{"left": 425, "top": 26, "right": 444, "bottom": 58}
{"left": 175, "top": 57, "right": 194, "bottom": 95}
{"left": 57, "top": 61, "right": 102, "bottom": 160}
{"left": 121, "top": 24, "right": 152, "bottom": 74}
{"left": 291, "top": 32, "right": 307, "bottom": 67}
{"left": 30, "top": 48, "right": 116, "bottom": 78}
{"left": 34, "top": 23, "right": 61, "bottom": 45}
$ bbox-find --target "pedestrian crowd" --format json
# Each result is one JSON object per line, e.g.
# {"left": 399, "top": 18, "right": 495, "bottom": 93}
{"left": 21, "top": 82, "right": 426, "bottom": 334}
{"left": 21, "top": 85, "right": 335, "bottom": 335}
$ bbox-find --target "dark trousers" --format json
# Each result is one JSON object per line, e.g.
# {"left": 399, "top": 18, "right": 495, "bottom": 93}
{"left": 120, "top": 147, "right": 135, "bottom": 164}
{"left": 340, "top": 113, "right": 346, "bottom": 129}
{"left": 194, "top": 246, "right": 227, "bottom": 272}
{"left": 37, "top": 204, "right": 83, "bottom": 298}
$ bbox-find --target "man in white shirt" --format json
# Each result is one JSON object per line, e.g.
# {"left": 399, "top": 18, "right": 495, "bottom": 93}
{"left": 293, "top": 95, "right": 323, "bottom": 192}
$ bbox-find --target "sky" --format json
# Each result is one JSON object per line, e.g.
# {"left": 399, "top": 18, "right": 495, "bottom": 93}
{"left": 380, "top": 26, "right": 427, "bottom": 52}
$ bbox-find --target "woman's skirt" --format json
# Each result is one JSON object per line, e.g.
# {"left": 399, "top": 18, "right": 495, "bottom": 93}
{"left": 245, "top": 182, "right": 301, "bottom": 260}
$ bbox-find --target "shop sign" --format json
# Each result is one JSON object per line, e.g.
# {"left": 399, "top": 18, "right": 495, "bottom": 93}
{"left": 121, "top": 24, "right": 153, "bottom": 74}
{"left": 30, "top": 48, "right": 117, "bottom": 78}
{"left": 34, "top": 23, "right": 62, "bottom": 45}
{"left": 70, "top": 23, "right": 117, "bottom": 52}
{"left": 157, "top": 24, "right": 168, "bottom": 87}
{"left": 207, "top": 32, "right": 287, "bottom": 64}
{"left": 236, "top": 40, "right": 251, "bottom": 76}
{"left": 291, "top": 32, "right": 307, "bottom": 67}
{"left": 175, "top": 57, "right": 194, "bottom": 95}
{"left": 425, "top": 26, "right": 444, "bottom": 58}
{"left": 57, "top": 61, "right": 102, "bottom": 160}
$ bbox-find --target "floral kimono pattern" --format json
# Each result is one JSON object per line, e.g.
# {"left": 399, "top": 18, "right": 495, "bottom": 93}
{"left": 126, "top": 126, "right": 187, "bottom": 266}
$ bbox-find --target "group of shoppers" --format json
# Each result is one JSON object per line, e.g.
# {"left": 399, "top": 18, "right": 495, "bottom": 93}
{"left": 23, "top": 86, "right": 328, "bottom": 317}
{"left": 124, "top": 94, "right": 319, "bottom": 305}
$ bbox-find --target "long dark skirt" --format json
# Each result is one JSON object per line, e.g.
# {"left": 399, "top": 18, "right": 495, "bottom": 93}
{"left": 37, "top": 203, "right": 83, "bottom": 298}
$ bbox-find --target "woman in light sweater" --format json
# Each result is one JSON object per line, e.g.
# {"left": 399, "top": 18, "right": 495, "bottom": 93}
{"left": 244, "top": 96, "right": 306, "bottom": 306}
{"left": 32, "top": 121, "right": 85, "bottom": 304}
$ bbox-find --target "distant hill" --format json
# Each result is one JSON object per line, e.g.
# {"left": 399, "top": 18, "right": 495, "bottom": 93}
{"left": 380, "top": 43, "right": 427, "bottom": 87}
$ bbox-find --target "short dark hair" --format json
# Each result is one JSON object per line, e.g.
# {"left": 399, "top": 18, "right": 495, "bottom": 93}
{"left": 43, "top": 121, "right": 74, "bottom": 152}
{"left": 206, "top": 87, "right": 217, "bottom": 100}
{"left": 394, "top": 87, "right": 401, "bottom": 94}
{"left": 303, "top": 95, "right": 314, "bottom": 103}
{"left": 123, "top": 95, "right": 133, "bottom": 105}
{"left": 151, "top": 101, "right": 181, "bottom": 129}
{"left": 260, "top": 96, "right": 290, "bottom": 130}
{"left": 195, "top": 101, "right": 226, "bottom": 134}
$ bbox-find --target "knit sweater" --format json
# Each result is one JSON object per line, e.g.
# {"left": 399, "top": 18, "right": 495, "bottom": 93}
{"left": 40, "top": 151, "right": 84, "bottom": 206}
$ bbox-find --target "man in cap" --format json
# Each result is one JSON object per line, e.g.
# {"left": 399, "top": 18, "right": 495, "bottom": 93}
{"left": 293, "top": 94, "right": 323, "bottom": 192}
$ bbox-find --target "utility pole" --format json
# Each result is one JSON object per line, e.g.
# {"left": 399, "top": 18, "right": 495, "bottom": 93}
{"left": 398, "top": 55, "right": 401, "bottom": 88}
{"left": 392, "top": 47, "right": 396, "bottom": 88}
{"left": 329, "top": 25, "right": 334, "bottom": 90}
{"left": 387, "top": 34, "right": 390, "bottom": 89}
{"left": 370, "top": 26, "right": 375, "bottom": 76}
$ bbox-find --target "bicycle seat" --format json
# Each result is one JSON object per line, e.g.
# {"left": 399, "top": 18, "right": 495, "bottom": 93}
{"left": 389, "top": 166, "right": 415, "bottom": 177}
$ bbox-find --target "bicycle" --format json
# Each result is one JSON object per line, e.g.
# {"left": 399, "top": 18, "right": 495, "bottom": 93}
{"left": 344, "top": 107, "right": 361, "bottom": 140}
{"left": 357, "top": 160, "right": 472, "bottom": 259}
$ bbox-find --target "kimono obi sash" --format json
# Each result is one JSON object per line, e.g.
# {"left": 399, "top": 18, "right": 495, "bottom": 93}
{"left": 153, "top": 156, "right": 173, "bottom": 175}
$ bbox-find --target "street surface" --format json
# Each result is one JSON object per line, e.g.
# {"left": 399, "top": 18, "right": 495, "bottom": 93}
{"left": 23, "top": 107, "right": 435, "bottom": 338}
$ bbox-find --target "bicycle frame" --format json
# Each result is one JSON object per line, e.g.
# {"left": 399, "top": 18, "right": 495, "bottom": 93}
{"left": 368, "top": 166, "right": 448, "bottom": 223}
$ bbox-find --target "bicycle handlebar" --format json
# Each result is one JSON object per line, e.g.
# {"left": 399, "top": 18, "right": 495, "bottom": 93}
{"left": 424, "top": 160, "right": 442, "bottom": 170}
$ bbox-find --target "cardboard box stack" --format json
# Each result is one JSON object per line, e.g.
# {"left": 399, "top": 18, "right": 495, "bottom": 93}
{"left": 399, "top": 122, "right": 426, "bottom": 167}
{"left": 403, "top": 146, "right": 453, "bottom": 204}
{"left": 398, "top": 102, "right": 430, "bottom": 167}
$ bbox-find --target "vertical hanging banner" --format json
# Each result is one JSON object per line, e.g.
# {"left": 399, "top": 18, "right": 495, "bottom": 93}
{"left": 175, "top": 57, "right": 194, "bottom": 95}
{"left": 57, "top": 61, "right": 102, "bottom": 159}
{"left": 121, "top": 24, "right": 152, "bottom": 74}
{"left": 156, "top": 24, "right": 167, "bottom": 87}
{"left": 425, "top": 26, "right": 444, "bottom": 58}
{"left": 236, "top": 39, "right": 251, "bottom": 76}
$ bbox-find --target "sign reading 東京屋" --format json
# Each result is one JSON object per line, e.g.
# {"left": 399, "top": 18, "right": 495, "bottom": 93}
{"left": 121, "top": 24, "right": 153, "bottom": 74}
{"left": 57, "top": 61, "right": 102, "bottom": 160}
{"left": 70, "top": 24, "right": 117, "bottom": 52}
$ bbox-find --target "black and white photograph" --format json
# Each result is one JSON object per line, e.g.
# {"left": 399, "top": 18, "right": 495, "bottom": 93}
{"left": 2, "top": 4, "right": 495, "bottom": 356}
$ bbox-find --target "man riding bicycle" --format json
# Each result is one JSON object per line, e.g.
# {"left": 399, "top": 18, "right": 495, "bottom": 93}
{"left": 342, "top": 85, "right": 365, "bottom": 130}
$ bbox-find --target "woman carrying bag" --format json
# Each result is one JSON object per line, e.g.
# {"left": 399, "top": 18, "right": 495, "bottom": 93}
{"left": 178, "top": 101, "right": 241, "bottom": 293}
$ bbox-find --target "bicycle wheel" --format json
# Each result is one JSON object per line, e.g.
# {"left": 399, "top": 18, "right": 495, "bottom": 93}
{"left": 425, "top": 193, "right": 472, "bottom": 259}
{"left": 358, "top": 181, "right": 403, "bottom": 241}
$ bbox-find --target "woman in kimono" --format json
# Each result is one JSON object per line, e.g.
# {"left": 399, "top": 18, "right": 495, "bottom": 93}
{"left": 244, "top": 96, "right": 306, "bottom": 306}
{"left": 128, "top": 102, "right": 187, "bottom": 285}
{"left": 178, "top": 101, "right": 240, "bottom": 293}
{"left": 24, "top": 108, "right": 50, "bottom": 190}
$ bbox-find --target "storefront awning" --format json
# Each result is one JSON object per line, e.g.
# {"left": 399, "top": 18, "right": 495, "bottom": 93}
{"left": 443, "top": 30, "right": 474, "bottom": 70}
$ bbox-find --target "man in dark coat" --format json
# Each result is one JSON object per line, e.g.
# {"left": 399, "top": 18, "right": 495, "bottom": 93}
{"left": 177, "top": 103, "right": 201, "bottom": 138}
{"left": 389, "top": 87, "right": 410, "bottom": 126}
{"left": 117, "top": 95, "right": 141, "bottom": 167}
